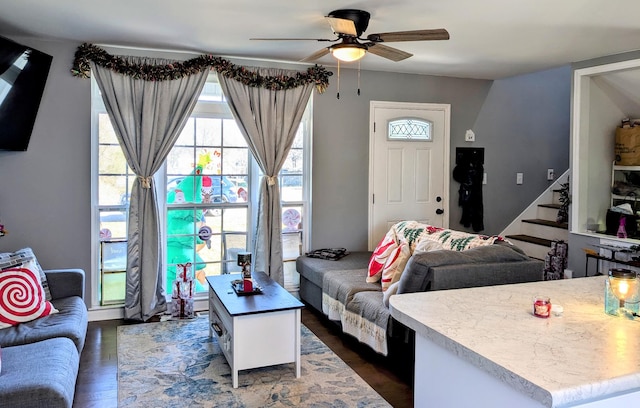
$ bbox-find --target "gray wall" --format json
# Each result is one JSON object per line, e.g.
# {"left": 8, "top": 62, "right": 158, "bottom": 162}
{"left": 0, "top": 38, "right": 93, "bottom": 284}
{"left": 0, "top": 36, "right": 571, "bottom": 306}
{"left": 472, "top": 66, "right": 571, "bottom": 236}
{"left": 311, "top": 65, "right": 571, "bottom": 250}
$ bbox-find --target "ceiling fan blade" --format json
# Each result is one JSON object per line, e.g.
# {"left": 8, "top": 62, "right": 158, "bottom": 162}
{"left": 250, "top": 38, "right": 334, "bottom": 42}
{"left": 366, "top": 43, "right": 413, "bottom": 62}
{"left": 300, "top": 47, "right": 331, "bottom": 63}
{"left": 325, "top": 17, "right": 358, "bottom": 36}
{"left": 367, "top": 29, "right": 450, "bottom": 42}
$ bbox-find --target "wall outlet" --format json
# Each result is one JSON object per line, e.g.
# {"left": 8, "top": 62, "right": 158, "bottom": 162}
{"left": 547, "top": 168, "right": 555, "bottom": 180}
{"left": 516, "top": 172, "right": 523, "bottom": 185}
{"left": 464, "top": 129, "right": 475, "bottom": 142}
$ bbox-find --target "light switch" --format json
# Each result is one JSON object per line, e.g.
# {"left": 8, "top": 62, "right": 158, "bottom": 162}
{"left": 516, "top": 173, "right": 523, "bottom": 185}
{"left": 547, "top": 169, "right": 555, "bottom": 180}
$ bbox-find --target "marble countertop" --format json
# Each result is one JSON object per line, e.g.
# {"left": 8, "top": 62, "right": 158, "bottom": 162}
{"left": 389, "top": 276, "right": 640, "bottom": 407}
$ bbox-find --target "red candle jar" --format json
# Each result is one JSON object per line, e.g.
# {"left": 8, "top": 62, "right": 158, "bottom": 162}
{"left": 243, "top": 277, "right": 253, "bottom": 292}
{"left": 533, "top": 296, "right": 552, "bottom": 318}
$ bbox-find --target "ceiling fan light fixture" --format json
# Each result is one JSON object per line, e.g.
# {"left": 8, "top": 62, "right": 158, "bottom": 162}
{"left": 330, "top": 43, "right": 366, "bottom": 62}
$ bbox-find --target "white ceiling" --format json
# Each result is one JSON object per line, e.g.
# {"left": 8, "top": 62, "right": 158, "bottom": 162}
{"left": 1, "top": 0, "right": 640, "bottom": 79}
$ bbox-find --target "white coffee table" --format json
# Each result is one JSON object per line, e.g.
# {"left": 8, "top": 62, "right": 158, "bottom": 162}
{"left": 207, "top": 271, "right": 304, "bottom": 388}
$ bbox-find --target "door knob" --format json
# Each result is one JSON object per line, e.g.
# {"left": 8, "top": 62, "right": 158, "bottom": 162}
{"left": 436, "top": 209, "right": 444, "bottom": 215}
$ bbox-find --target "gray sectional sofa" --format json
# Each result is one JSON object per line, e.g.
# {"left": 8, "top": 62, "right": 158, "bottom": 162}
{"left": 297, "top": 242, "right": 544, "bottom": 365}
{"left": 0, "top": 269, "right": 88, "bottom": 408}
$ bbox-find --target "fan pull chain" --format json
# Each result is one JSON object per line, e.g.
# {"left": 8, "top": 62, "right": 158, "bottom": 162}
{"left": 357, "top": 61, "right": 361, "bottom": 96}
{"left": 336, "top": 60, "right": 340, "bottom": 99}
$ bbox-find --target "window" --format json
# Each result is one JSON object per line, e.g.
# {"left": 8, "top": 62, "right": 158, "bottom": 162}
{"left": 279, "top": 106, "right": 311, "bottom": 290}
{"left": 93, "top": 88, "right": 132, "bottom": 306}
{"left": 91, "top": 73, "right": 311, "bottom": 307}
{"left": 388, "top": 118, "right": 432, "bottom": 141}
{"left": 165, "top": 110, "right": 250, "bottom": 293}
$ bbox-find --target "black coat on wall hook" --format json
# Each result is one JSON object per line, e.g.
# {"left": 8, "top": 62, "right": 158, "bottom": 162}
{"left": 453, "top": 148, "right": 485, "bottom": 232}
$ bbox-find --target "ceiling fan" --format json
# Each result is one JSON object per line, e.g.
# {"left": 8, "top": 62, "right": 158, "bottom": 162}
{"left": 251, "top": 9, "right": 450, "bottom": 63}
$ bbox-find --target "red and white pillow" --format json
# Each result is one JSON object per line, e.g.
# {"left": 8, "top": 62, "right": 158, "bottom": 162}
{"left": 367, "top": 230, "right": 397, "bottom": 283}
{"left": 367, "top": 230, "right": 413, "bottom": 291}
{"left": 0, "top": 248, "right": 51, "bottom": 301}
{"left": 0, "top": 259, "right": 58, "bottom": 328}
{"left": 380, "top": 242, "right": 411, "bottom": 292}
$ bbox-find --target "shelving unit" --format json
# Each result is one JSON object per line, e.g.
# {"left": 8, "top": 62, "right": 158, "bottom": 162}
{"left": 611, "top": 162, "right": 640, "bottom": 210}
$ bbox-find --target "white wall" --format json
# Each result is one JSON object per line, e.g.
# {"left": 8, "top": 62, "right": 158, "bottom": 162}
{"left": 585, "top": 79, "right": 626, "bottom": 230}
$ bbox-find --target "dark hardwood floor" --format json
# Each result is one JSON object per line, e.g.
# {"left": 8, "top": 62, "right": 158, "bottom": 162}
{"left": 73, "top": 307, "right": 413, "bottom": 407}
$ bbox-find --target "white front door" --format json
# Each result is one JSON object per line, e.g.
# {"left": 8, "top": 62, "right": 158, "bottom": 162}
{"left": 368, "top": 101, "right": 450, "bottom": 249}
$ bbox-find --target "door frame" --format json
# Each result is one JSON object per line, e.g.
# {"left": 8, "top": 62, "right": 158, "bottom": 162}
{"left": 368, "top": 101, "right": 451, "bottom": 249}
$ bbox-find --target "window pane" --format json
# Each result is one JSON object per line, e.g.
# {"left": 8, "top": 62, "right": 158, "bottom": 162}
{"left": 98, "top": 175, "right": 132, "bottom": 206}
{"left": 229, "top": 176, "right": 248, "bottom": 202}
{"left": 174, "top": 118, "right": 195, "bottom": 146}
{"left": 197, "top": 234, "right": 222, "bottom": 263}
{"left": 99, "top": 210, "right": 127, "bottom": 239}
{"left": 222, "top": 232, "right": 246, "bottom": 274}
{"left": 199, "top": 81, "right": 224, "bottom": 102}
{"left": 283, "top": 231, "right": 302, "bottom": 260}
{"left": 291, "top": 127, "right": 303, "bottom": 149}
{"left": 98, "top": 113, "right": 118, "bottom": 144}
{"left": 101, "top": 271, "right": 125, "bottom": 305}
{"left": 223, "top": 147, "right": 249, "bottom": 174}
{"left": 197, "top": 263, "right": 222, "bottom": 281}
{"left": 282, "top": 206, "right": 302, "bottom": 231}
{"left": 282, "top": 150, "right": 303, "bottom": 172}
{"left": 223, "top": 119, "right": 246, "bottom": 147}
{"left": 170, "top": 176, "right": 193, "bottom": 203}
{"left": 100, "top": 241, "right": 127, "bottom": 272}
{"left": 223, "top": 207, "right": 248, "bottom": 232}
{"left": 281, "top": 175, "right": 302, "bottom": 202}
{"left": 98, "top": 145, "right": 129, "bottom": 174}
{"left": 195, "top": 118, "right": 221, "bottom": 146}
{"left": 166, "top": 146, "right": 195, "bottom": 175}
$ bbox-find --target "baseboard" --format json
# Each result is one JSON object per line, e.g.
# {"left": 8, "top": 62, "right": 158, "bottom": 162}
{"left": 87, "top": 298, "right": 210, "bottom": 322}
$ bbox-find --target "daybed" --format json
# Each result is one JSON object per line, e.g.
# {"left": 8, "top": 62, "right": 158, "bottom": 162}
{"left": 0, "top": 249, "right": 87, "bottom": 408}
{"left": 297, "top": 224, "right": 544, "bottom": 363}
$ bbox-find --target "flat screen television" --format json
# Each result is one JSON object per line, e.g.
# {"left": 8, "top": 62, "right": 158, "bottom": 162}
{"left": 0, "top": 35, "right": 52, "bottom": 151}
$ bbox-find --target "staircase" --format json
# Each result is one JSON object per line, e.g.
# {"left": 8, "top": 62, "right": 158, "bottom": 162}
{"left": 501, "top": 171, "right": 570, "bottom": 260}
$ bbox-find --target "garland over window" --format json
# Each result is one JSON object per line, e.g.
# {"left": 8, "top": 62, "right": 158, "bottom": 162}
{"left": 71, "top": 43, "right": 332, "bottom": 93}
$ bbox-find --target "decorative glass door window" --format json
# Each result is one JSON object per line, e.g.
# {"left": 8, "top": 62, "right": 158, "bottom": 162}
{"left": 388, "top": 118, "right": 432, "bottom": 141}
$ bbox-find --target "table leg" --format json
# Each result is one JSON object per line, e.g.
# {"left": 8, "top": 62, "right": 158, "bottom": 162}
{"left": 232, "top": 369, "right": 238, "bottom": 388}
{"left": 585, "top": 255, "right": 589, "bottom": 277}
{"left": 295, "top": 308, "right": 301, "bottom": 378}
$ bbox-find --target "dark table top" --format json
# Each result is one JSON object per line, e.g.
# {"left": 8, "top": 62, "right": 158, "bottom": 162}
{"left": 206, "top": 271, "right": 304, "bottom": 317}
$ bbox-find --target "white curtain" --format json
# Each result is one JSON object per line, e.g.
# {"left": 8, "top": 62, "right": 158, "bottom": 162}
{"left": 91, "top": 58, "right": 208, "bottom": 321}
{"left": 217, "top": 68, "right": 314, "bottom": 285}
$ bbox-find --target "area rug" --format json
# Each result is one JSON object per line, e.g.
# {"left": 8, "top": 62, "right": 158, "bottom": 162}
{"left": 117, "top": 316, "right": 391, "bottom": 407}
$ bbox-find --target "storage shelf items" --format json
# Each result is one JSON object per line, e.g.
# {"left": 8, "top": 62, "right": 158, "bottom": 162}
{"left": 611, "top": 162, "right": 640, "bottom": 210}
